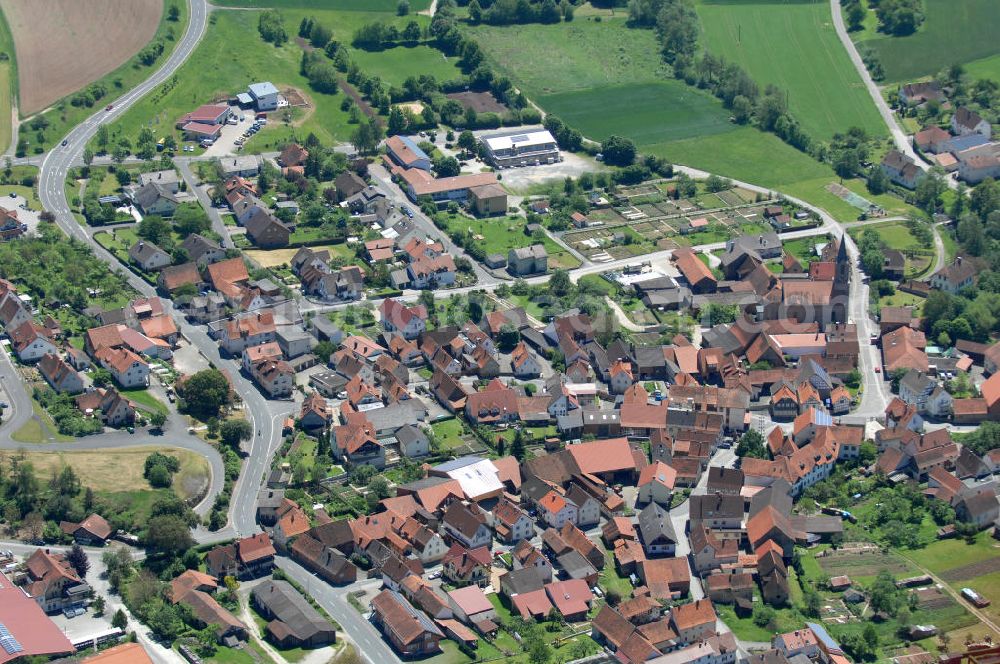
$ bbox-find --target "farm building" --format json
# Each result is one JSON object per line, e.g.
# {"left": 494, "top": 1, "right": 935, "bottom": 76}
{"left": 480, "top": 129, "right": 560, "bottom": 168}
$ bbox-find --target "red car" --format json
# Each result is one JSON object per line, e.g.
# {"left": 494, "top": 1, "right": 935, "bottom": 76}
{"left": 874, "top": 366, "right": 881, "bottom": 373}
{"left": 105, "top": 104, "right": 114, "bottom": 111}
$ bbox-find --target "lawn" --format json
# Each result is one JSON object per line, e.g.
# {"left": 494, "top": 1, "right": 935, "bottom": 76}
{"left": 349, "top": 44, "right": 462, "bottom": 88}
{"left": 782, "top": 235, "right": 829, "bottom": 269}
{"left": 22, "top": 0, "right": 189, "bottom": 153}
{"left": 697, "top": 0, "right": 886, "bottom": 141}
{"left": 121, "top": 387, "right": 169, "bottom": 416}
{"left": 11, "top": 398, "right": 75, "bottom": 444}
{"left": 438, "top": 212, "right": 580, "bottom": 269}
{"left": 878, "top": 289, "right": 925, "bottom": 313}
{"left": 851, "top": 0, "right": 1000, "bottom": 82}
{"left": 430, "top": 417, "right": 466, "bottom": 451}
{"left": 600, "top": 550, "right": 634, "bottom": 599}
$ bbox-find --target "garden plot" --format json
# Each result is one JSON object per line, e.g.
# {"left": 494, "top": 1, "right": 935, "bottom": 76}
{"left": 817, "top": 549, "right": 917, "bottom": 578}
{"left": 819, "top": 597, "right": 854, "bottom": 625}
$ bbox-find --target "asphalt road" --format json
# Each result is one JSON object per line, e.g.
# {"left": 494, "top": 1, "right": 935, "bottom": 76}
{"left": 276, "top": 557, "right": 406, "bottom": 664}
{"left": 175, "top": 158, "right": 233, "bottom": 248}
{"left": 829, "top": 0, "right": 925, "bottom": 169}
{"left": 31, "top": 0, "right": 293, "bottom": 543}
{"left": 0, "top": 339, "right": 32, "bottom": 435}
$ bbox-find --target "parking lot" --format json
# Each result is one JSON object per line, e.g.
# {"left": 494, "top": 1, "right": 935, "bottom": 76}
{"left": 202, "top": 110, "right": 264, "bottom": 157}
{"left": 0, "top": 192, "right": 43, "bottom": 234}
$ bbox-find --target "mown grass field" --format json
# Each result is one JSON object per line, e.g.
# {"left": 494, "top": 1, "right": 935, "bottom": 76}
{"left": 964, "top": 53, "right": 1000, "bottom": 83}
{"left": 851, "top": 0, "right": 1000, "bottom": 82}
{"left": 471, "top": 16, "right": 734, "bottom": 151}
{"left": 103, "top": 8, "right": 427, "bottom": 152}
{"left": 349, "top": 44, "right": 462, "bottom": 88}
{"left": 697, "top": 0, "right": 886, "bottom": 140}
{"left": 539, "top": 81, "right": 736, "bottom": 145}
{"left": 466, "top": 17, "right": 670, "bottom": 98}
{"left": 210, "top": 0, "right": 430, "bottom": 10}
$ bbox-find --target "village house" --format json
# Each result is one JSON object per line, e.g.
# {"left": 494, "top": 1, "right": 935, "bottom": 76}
{"left": 129, "top": 241, "right": 173, "bottom": 271}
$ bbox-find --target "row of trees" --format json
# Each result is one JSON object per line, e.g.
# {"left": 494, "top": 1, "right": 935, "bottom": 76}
{"left": 467, "top": 0, "right": 575, "bottom": 26}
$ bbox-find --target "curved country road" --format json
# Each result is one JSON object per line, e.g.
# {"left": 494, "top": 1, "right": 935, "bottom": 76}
{"left": 27, "top": 0, "right": 294, "bottom": 545}
{"left": 829, "top": 0, "right": 924, "bottom": 168}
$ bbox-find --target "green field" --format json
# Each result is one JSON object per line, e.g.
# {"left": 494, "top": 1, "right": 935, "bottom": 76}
{"left": 103, "top": 7, "right": 432, "bottom": 151}
{"left": 437, "top": 212, "right": 581, "bottom": 269}
{"left": 349, "top": 44, "right": 462, "bottom": 88}
{"left": 20, "top": 0, "right": 188, "bottom": 153}
{"left": 697, "top": 0, "right": 886, "bottom": 140}
{"left": 851, "top": 0, "right": 1000, "bottom": 82}
{"left": 466, "top": 18, "right": 670, "bottom": 98}
{"left": 0, "top": 6, "right": 15, "bottom": 155}
{"left": 964, "top": 53, "right": 1000, "bottom": 83}
{"left": 470, "top": 17, "right": 732, "bottom": 151}
{"left": 539, "top": 81, "right": 736, "bottom": 145}
{"left": 210, "top": 0, "right": 431, "bottom": 10}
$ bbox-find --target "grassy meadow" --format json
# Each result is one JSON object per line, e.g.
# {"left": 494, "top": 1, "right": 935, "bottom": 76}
{"left": 697, "top": 0, "right": 887, "bottom": 140}
{"left": 850, "top": 0, "right": 1000, "bottom": 82}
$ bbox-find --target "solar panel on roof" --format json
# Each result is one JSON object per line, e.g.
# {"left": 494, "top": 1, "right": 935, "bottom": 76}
{"left": 0, "top": 624, "right": 23, "bottom": 655}
{"left": 508, "top": 135, "right": 529, "bottom": 142}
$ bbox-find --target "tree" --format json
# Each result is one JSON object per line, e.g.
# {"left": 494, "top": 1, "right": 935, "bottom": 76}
{"left": 549, "top": 269, "right": 571, "bottom": 296}
{"left": 369, "top": 475, "right": 391, "bottom": 500}
{"left": 67, "top": 544, "right": 90, "bottom": 578}
{"left": 510, "top": 429, "right": 526, "bottom": 461}
{"left": 168, "top": 4, "right": 180, "bottom": 21}
{"left": 497, "top": 323, "right": 520, "bottom": 353}
{"left": 112, "top": 609, "right": 128, "bottom": 631}
{"left": 847, "top": 2, "right": 867, "bottom": 31}
{"left": 387, "top": 107, "right": 407, "bottom": 136}
{"left": 92, "top": 595, "right": 106, "bottom": 616}
{"left": 220, "top": 419, "right": 253, "bottom": 449}
{"left": 147, "top": 464, "right": 173, "bottom": 488}
{"left": 434, "top": 156, "right": 460, "bottom": 177}
{"left": 468, "top": 0, "right": 483, "bottom": 23}
{"left": 870, "top": 569, "right": 902, "bottom": 616}
{"left": 457, "top": 130, "right": 477, "bottom": 153}
{"left": 172, "top": 203, "right": 211, "bottom": 238}
{"left": 601, "top": 135, "right": 637, "bottom": 166}
{"left": 914, "top": 169, "right": 947, "bottom": 214}
{"left": 258, "top": 9, "right": 288, "bottom": 46}
{"left": 398, "top": 0, "right": 410, "bottom": 15}
{"left": 177, "top": 368, "right": 231, "bottom": 420}
{"left": 736, "top": 429, "right": 768, "bottom": 459}
{"left": 148, "top": 410, "right": 166, "bottom": 430}
{"left": 145, "top": 515, "right": 194, "bottom": 556}
{"left": 402, "top": 20, "right": 421, "bottom": 42}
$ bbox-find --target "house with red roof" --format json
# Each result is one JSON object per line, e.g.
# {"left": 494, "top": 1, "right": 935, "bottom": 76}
{"left": 0, "top": 570, "right": 75, "bottom": 662}
{"left": 637, "top": 461, "right": 677, "bottom": 507}
{"left": 544, "top": 578, "right": 593, "bottom": 622}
